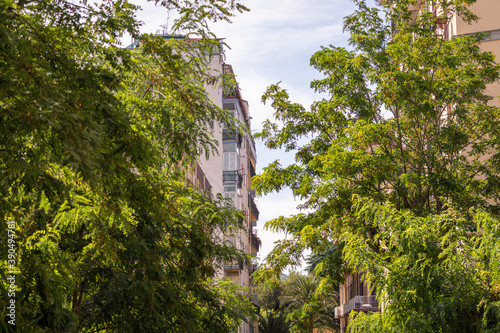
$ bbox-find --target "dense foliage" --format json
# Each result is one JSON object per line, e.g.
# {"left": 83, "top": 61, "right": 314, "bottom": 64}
{"left": 0, "top": 0, "right": 255, "bottom": 332}
{"left": 258, "top": 273, "right": 338, "bottom": 333}
{"left": 254, "top": 0, "right": 500, "bottom": 332}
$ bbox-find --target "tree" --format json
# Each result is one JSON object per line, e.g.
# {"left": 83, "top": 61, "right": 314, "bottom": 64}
{"left": 258, "top": 310, "right": 290, "bottom": 333}
{"left": 0, "top": 0, "right": 254, "bottom": 331}
{"left": 257, "top": 273, "right": 338, "bottom": 333}
{"left": 279, "top": 273, "right": 338, "bottom": 333}
{"left": 254, "top": 0, "right": 500, "bottom": 331}
{"left": 257, "top": 274, "right": 291, "bottom": 333}
{"left": 305, "top": 244, "right": 340, "bottom": 278}
{"left": 258, "top": 275, "right": 286, "bottom": 312}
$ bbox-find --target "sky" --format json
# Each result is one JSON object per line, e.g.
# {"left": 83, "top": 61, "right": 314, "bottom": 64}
{"left": 129, "top": 0, "right": 359, "bottom": 270}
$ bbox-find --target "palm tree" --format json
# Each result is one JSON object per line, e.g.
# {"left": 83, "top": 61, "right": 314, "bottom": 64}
{"left": 279, "top": 273, "right": 339, "bottom": 333}
{"left": 258, "top": 310, "right": 290, "bottom": 333}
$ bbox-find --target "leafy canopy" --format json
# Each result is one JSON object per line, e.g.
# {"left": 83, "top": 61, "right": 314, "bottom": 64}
{"left": 257, "top": 272, "right": 338, "bottom": 333}
{"left": 254, "top": 0, "right": 500, "bottom": 332}
{"left": 0, "top": 0, "right": 255, "bottom": 332}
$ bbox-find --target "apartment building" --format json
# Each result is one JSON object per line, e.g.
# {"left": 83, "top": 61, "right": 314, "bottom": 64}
{"left": 334, "top": 272, "right": 379, "bottom": 332}
{"left": 218, "top": 63, "right": 260, "bottom": 333}
{"left": 200, "top": 61, "right": 261, "bottom": 333}
{"left": 334, "top": 1, "right": 500, "bottom": 332}
{"left": 186, "top": 45, "right": 261, "bottom": 333}
{"left": 448, "top": 0, "right": 500, "bottom": 107}
{"left": 127, "top": 35, "right": 260, "bottom": 333}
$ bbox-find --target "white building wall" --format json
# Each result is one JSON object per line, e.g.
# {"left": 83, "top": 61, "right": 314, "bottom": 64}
{"left": 199, "top": 54, "right": 225, "bottom": 196}
{"left": 200, "top": 58, "right": 258, "bottom": 333}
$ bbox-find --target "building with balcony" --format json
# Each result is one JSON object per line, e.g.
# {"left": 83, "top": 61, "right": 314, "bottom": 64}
{"left": 199, "top": 60, "right": 261, "bottom": 333}
{"left": 447, "top": 0, "right": 500, "bottom": 108}
{"left": 335, "top": 272, "right": 380, "bottom": 332}
{"left": 127, "top": 35, "right": 260, "bottom": 333}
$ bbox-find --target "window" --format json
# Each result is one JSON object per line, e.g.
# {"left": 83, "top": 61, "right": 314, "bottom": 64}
{"left": 224, "top": 192, "right": 236, "bottom": 202}
{"left": 224, "top": 185, "right": 236, "bottom": 192}
{"left": 223, "top": 152, "right": 238, "bottom": 171}
{"left": 223, "top": 143, "right": 238, "bottom": 153}
{"left": 223, "top": 102, "right": 236, "bottom": 111}
{"left": 222, "top": 109, "right": 235, "bottom": 128}
{"left": 224, "top": 185, "right": 240, "bottom": 207}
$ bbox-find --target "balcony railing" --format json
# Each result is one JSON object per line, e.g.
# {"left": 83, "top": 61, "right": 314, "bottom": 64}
{"left": 223, "top": 170, "right": 243, "bottom": 188}
{"left": 187, "top": 161, "right": 212, "bottom": 196}
{"left": 334, "top": 295, "right": 379, "bottom": 317}
{"left": 249, "top": 196, "right": 259, "bottom": 221}
{"left": 223, "top": 129, "right": 242, "bottom": 147}
{"left": 224, "top": 265, "right": 241, "bottom": 271}
{"left": 251, "top": 232, "right": 261, "bottom": 253}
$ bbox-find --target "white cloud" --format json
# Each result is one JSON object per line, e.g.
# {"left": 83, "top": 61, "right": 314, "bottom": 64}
{"left": 211, "top": 0, "right": 353, "bottom": 64}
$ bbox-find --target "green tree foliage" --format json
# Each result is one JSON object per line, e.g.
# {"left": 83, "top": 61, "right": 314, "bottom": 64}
{"left": 258, "top": 310, "right": 290, "bottom": 333}
{"left": 258, "top": 276, "right": 285, "bottom": 312}
{"left": 344, "top": 198, "right": 500, "bottom": 333}
{"left": 257, "top": 274, "right": 290, "bottom": 333}
{"left": 279, "top": 273, "right": 338, "bottom": 333}
{"left": 0, "top": 0, "right": 254, "bottom": 332}
{"left": 305, "top": 244, "right": 339, "bottom": 278}
{"left": 253, "top": 0, "right": 500, "bottom": 331}
{"left": 257, "top": 273, "right": 338, "bottom": 333}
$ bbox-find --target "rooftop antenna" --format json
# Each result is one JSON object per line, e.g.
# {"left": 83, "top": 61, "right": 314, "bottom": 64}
{"left": 160, "top": 24, "right": 168, "bottom": 36}
{"left": 160, "top": 7, "right": 171, "bottom": 35}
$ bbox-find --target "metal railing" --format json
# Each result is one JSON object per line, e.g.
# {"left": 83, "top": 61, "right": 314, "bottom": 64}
{"left": 223, "top": 170, "right": 243, "bottom": 188}
{"left": 187, "top": 161, "right": 212, "bottom": 196}
{"left": 334, "top": 295, "right": 379, "bottom": 317}
{"left": 222, "top": 129, "right": 242, "bottom": 147}
{"left": 249, "top": 196, "right": 259, "bottom": 221}
{"left": 251, "top": 232, "right": 260, "bottom": 253}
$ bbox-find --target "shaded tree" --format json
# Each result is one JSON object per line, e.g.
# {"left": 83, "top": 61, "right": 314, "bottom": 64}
{"left": 257, "top": 274, "right": 290, "bottom": 332}
{"left": 305, "top": 244, "right": 340, "bottom": 278}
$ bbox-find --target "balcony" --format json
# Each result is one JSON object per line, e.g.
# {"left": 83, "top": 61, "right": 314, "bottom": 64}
{"left": 250, "top": 284, "right": 258, "bottom": 306}
{"left": 249, "top": 161, "right": 256, "bottom": 178}
{"left": 249, "top": 196, "right": 259, "bottom": 221}
{"left": 187, "top": 161, "right": 212, "bottom": 196}
{"left": 334, "top": 295, "right": 379, "bottom": 317}
{"left": 223, "top": 170, "right": 243, "bottom": 188}
{"left": 195, "top": 162, "right": 212, "bottom": 194}
{"left": 251, "top": 232, "right": 261, "bottom": 253}
{"left": 223, "top": 129, "right": 242, "bottom": 147}
{"left": 224, "top": 265, "right": 241, "bottom": 270}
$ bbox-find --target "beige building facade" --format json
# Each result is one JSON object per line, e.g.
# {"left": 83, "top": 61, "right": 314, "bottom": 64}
{"left": 199, "top": 57, "right": 261, "bottom": 333}
{"left": 128, "top": 36, "right": 260, "bottom": 333}
{"left": 450, "top": 0, "right": 500, "bottom": 107}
